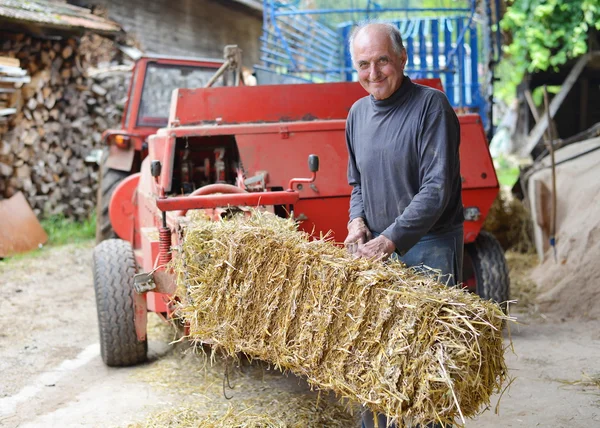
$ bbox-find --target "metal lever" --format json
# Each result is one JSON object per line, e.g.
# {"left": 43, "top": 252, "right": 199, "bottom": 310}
{"left": 287, "top": 154, "right": 319, "bottom": 192}
{"left": 308, "top": 154, "right": 319, "bottom": 172}
{"left": 150, "top": 160, "right": 162, "bottom": 177}
{"left": 133, "top": 272, "right": 156, "bottom": 294}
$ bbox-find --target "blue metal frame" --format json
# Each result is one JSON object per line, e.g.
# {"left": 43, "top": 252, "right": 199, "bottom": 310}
{"left": 258, "top": 0, "right": 496, "bottom": 130}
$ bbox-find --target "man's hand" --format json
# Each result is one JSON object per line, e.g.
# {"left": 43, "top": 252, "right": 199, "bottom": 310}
{"left": 344, "top": 217, "right": 373, "bottom": 253}
{"left": 355, "top": 235, "right": 396, "bottom": 260}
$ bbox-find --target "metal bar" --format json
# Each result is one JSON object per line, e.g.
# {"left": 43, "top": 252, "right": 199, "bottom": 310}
{"left": 261, "top": 30, "right": 337, "bottom": 65}
{"left": 259, "top": 53, "right": 333, "bottom": 72}
{"left": 260, "top": 45, "right": 333, "bottom": 69}
{"left": 268, "top": 0, "right": 297, "bottom": 69}
{"left": 156, "top": 191, "right": 300, "bottom": 211}
{"left": 260, "top": 55, "right": 335, "bottom": 73}
{"left": 444, "top": 19, "right": 454, "bottom": 105}
{"left": 406, "top": 33, "right": 414, "bottom": 73}
{"left": 431, "top": 19, "right": 440, "bottom": 79}
{"left": 342, "top": 25, "right": 353, "bottom": 81}
{"left": 543, "top": 86, "right": 558, "bottom": 262}
{"left": 251, "top": 65, "right": 315, "bottom": 82}
{"left": 277, "top": 20, "right": 340, "bottom": 52}
{"left": 288, "top": 10, "right": 339, "bottom": 39}
{"left": 457, "top": 18, "right": 466, "bottom": 107}
{"left": 469, "top": 24, "right": 479, "bottom": 109}
{"left": 418, "top": 20, "right": 427, "bottom": 79}
{"left": 204, "top": 59, "right": 231, "bottom": 88}
{"left": 265, "top": 25, "right": 339, "bottom": 62}
{"left": 278, "top": 13, "right": 339, "bottom": 45}
{"left": 274, "top": 8, "right": 471, "bottom": 16}
{"left": 445, "top": 6, "right": 476, "bottom": 67}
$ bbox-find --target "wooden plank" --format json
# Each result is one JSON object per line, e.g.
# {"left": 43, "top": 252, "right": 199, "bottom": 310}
{"left": 520, "top": 52, "right": 596, "bottom": 157}
{"left": 0, "top": 108, "right": 17, "bottom": 116}
{"left": 0, "top": 56, "right": 20, "bottom": 68}
{"left": 0, "top": 64, "right": 27, "bottom": 76}
{"left": 0, "top": 75, "right": 31, "bottom": 84}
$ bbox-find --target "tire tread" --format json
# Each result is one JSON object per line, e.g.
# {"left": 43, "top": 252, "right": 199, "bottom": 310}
{"left": 469, "top": 231, "right": 510, "bottom": 311}
{"left": 93, "top": 239, "right": 147, "bottom": 366}
{"left": 96, "top": 154, "right": 128, "bottom": 243}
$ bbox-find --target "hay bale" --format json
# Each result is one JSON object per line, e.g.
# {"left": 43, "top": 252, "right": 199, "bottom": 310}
{"left": 172, "top": 212, "right": 509, "bottom": 426}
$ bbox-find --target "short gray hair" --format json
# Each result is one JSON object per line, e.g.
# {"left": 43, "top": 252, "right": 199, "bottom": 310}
{"left": 348, "top": 21, "right": 406, "bottom": 65}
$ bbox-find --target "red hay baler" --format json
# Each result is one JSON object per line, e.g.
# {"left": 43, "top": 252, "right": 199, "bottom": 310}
{"left": 93, "top": 79, "right": 509, "bottom": 366}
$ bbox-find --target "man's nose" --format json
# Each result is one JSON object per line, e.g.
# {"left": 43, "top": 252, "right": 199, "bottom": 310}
{"left": 369, "top": 63, "right": 379, "bottom": 80}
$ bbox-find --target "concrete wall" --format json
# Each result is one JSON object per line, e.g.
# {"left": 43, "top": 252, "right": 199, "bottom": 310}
{"left": 70, "top": 0, "right": 262, "bottom": 67}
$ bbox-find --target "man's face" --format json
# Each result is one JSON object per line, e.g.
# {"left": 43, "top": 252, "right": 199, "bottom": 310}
{"left": 352, "top": 28, "right": 406, "bottom": 100}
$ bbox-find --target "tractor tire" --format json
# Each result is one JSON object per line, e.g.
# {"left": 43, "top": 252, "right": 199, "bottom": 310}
{"left": 96, "top": 154, "right": 128, "bottom": 243}
{"left": 466, "top": 231, "right": 510, "bottom": 312}
{"left": 93, "top": 239, "right": 147, "bottom": 366}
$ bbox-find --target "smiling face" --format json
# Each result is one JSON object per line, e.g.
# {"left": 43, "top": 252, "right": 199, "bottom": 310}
{"left": 352, "top": 26, "right": 406, "bottom": 100}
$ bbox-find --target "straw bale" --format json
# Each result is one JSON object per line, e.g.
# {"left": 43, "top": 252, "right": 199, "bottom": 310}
{"left": 172, "top": 212, "right": 510, "bottom": 426}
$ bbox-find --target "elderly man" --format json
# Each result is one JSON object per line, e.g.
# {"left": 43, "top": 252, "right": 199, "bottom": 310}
{"left": 344, "top": 21, "right": 463, "bottom": 428}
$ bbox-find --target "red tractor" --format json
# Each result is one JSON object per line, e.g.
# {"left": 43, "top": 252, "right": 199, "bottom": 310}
{"left": 96, "top": 54, "right": 226, "bottom": 242}
{"left": 93, "top": 79, "right": 509, "bottom": 366}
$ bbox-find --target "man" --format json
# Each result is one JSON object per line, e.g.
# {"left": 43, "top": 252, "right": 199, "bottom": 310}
{"left": 344, "top": 22, "right": 464, "bottom": 428}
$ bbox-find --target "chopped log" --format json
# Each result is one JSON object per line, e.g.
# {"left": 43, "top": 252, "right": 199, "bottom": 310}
{"left": 0, "top": 31, "right": 129, "bottom": 221}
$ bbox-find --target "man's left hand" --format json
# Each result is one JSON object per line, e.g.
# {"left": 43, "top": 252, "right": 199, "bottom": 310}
{"left": 355, "top": 235, "right": 396, "bottom": 260}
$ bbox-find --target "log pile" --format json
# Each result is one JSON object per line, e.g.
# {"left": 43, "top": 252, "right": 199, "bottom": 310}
{"left": 0, "top": 32, "right": 131, "bottom": 220}
{"left": 0, "top": 56, "right": 30, "bottom": 133}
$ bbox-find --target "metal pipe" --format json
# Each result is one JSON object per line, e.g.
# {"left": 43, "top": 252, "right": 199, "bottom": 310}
{"left": 274, "top": 8, "right": 471, "bottom": 16}
{"left": 156, "top": 191, "right": 300, "bottom": 212}
{"left": 204, "top": 59, "right": 231, "bottom": 88}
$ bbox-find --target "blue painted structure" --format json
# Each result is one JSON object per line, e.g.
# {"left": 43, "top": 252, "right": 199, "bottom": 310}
{"left": 255, "top": 0, "right": 502, "bottom": 134}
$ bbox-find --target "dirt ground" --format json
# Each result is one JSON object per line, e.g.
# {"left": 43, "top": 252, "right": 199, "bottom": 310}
{"left": 1, "top": 242, "right": 600, "bottom": 427}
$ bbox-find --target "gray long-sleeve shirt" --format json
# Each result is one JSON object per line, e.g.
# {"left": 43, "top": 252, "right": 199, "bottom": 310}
{"left": 346, "top": 76, "right": 463, "bottom": 253}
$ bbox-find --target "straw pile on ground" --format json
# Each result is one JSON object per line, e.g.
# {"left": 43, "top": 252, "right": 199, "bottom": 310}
{"left": 172, "top": 212, "right": 509, "bottom": 426}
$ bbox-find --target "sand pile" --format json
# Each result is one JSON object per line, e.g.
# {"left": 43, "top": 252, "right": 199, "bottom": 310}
{"left": 530, "top": 138, "right": 600, "bottom": 319}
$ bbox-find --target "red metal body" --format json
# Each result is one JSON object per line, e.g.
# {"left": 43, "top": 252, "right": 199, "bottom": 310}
{"left": 108, "top": 79, "right": 498, "bottom": 339}
{"left": 102, "top": 56, "right": 224, "bottom": 172}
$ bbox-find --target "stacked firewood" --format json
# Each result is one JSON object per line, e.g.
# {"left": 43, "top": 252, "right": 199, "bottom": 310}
{"left": 0, "top": 33, "right": 131, "bottom": 220}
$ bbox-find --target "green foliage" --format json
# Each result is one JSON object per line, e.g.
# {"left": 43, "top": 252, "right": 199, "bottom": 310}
{"left": 41, "top": 214, "right": 96, "bottom": 247}
{"left": 497, "top": 0, "right": 600, "bottom": 102}
{"left": 493, "top": 154, "right": 521, "bottom": 188}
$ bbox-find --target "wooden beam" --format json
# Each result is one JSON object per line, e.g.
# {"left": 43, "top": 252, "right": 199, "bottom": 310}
{"left": 520, "top": 52, "right": 598, "bottom": 157}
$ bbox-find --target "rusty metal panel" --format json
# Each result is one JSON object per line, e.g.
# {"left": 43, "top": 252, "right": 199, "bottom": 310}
{"left": 105, "top": 143, "right": 136, "bottom": 171}
{"left": 0, "top": 192, "right": 48, "bottom": 257}
{"left": 169, "top": 79, "right": 444, "bottom": 126}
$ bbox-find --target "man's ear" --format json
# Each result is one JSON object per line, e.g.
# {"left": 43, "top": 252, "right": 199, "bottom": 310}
{"left": 400, "top": 52, "right": 408, "bottom": 69}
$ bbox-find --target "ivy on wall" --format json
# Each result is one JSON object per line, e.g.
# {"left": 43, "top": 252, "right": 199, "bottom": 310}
{"left": 497, "top": 0, "right": 600, "bottom": 102}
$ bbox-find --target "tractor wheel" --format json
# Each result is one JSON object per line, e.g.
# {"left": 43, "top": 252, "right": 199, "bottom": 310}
{"left": 96, "top": 153, "right": 128, "bottom": 243}
{"left": 465, "top": 231, "right": 510, "bottom": 312}
{"left": 93, "top": 239, "right": 147, "bottom": 366}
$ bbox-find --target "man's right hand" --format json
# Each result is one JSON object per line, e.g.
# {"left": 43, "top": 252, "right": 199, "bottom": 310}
{"left": 344, "top": 217, "right": 373, "bottom": 253}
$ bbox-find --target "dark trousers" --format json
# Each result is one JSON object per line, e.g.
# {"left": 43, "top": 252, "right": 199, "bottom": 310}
{"left": 361, "top": 225, "right": 464, "bottom": 428}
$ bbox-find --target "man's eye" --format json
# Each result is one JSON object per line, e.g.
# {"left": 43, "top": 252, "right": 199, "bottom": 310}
{"left": 359, "top": 63, "right": 369, "bottom": 70}
{"left": 378, "top": 58, "right": 389, "bottom": 65}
